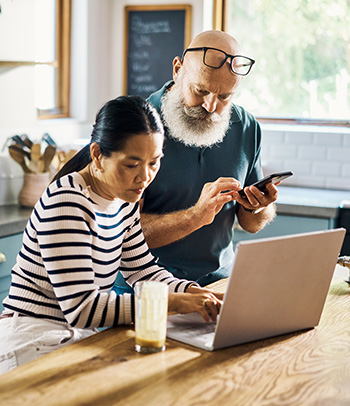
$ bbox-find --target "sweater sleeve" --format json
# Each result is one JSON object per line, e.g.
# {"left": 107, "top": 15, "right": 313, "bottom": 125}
{"left": 34, "top": 186, "right": 134, "bottom": 328}
{"left": 119, "top": 217, "right": 195, "bottom": 293}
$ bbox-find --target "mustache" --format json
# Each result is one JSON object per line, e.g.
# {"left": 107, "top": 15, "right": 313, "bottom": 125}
{"left": 183, "top": 105, "right": 223, "bottom": 123}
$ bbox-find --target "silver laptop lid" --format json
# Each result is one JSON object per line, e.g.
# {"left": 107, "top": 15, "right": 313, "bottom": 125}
{"left": 213, "top": 228, "right": 346, "bottom": 349}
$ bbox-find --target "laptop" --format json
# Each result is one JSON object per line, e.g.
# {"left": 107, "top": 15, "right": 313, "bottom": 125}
{"left": 167, "top": 228, "right": 346, "bottom": 351}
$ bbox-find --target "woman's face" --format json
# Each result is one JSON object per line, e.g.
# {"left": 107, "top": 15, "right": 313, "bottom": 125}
{"left": 92, "top": 132, "right": 164, "bottom": 202}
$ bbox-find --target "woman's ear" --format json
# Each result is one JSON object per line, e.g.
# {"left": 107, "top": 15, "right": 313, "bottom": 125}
{"left": 172, "top": 56, "right": 183, "bottom": 82}
{"left": 90, "top": 143, "right": 103, "bottom": 171}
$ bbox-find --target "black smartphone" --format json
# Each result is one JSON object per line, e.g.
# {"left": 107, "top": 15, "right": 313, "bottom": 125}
{"left": 238, "top": 171, "right": 293, "bottom": 197}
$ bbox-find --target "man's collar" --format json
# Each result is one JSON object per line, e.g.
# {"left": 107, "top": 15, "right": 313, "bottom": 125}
{"left": 230, "top": 104, "right": 243, "bottom": 123}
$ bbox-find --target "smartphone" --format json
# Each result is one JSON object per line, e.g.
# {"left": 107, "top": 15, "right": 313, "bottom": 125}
{"left": 238, "top": 171, "right": 293, "bottom": 197}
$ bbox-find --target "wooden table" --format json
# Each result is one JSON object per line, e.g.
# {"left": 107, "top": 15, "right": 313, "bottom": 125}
{"left": 0, "top": 266, "right": 349, "bottom": 406}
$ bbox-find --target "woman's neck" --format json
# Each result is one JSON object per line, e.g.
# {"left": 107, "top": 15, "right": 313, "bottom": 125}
{"left": 78, "top": 164, "right": 101, "bottom": 197}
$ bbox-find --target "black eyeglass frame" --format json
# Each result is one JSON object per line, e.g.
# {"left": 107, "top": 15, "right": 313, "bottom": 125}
{"left": 181, "top": 46, "right": 255, "bottom": 76}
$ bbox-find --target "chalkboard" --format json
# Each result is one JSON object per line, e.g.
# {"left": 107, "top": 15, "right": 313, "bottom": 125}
{"left": 124, "top": 5, "right": 192, "bottom": 99}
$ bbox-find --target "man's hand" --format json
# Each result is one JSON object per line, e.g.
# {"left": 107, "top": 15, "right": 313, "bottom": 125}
{"left": 190, "top": 177, "right": 241, "bottom": 227}
{"left": 233, "top": 181, "right": 279, "bottom": 213}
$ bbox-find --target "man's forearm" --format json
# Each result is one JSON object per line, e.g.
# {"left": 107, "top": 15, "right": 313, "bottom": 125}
{"left": 140, "top": 178, "right": 240, "bottom": 248}
{"left": 236, "top": 203, "right": 276, "bottom": 234}
{"left": 140, "top": 209, "right": 203, "bottom": 248}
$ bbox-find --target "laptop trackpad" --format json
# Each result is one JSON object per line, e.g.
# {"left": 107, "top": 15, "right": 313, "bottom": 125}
{"left": 167, "top": 313, "right": 216, "bottom": 350}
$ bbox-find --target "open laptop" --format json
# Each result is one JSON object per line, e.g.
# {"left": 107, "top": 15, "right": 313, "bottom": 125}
{"left": 167, "top": 228, "right": 346, "bottom": 351}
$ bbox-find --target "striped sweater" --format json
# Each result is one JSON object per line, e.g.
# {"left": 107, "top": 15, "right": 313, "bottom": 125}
{"left": 3, "top": 173, "right": 193, "bottom": 328}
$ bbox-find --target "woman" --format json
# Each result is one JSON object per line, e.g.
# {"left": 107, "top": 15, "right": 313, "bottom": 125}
{"left": 0, "top": 96, "right": 221, "bottom": 373}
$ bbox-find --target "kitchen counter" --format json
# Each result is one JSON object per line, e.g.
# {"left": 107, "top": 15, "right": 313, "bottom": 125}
{"left": 276, "top": 186, "right": 350, "bottom": 218}
{"left": 0, "top": 205, "right": 31, "bottom": 238}
{"left": 1, "top": 187, "right": 350, "bottom": 239}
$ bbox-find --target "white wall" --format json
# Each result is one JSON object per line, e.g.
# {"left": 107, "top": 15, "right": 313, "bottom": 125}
{"left": 261, "top": 124, "right": 350, "bottom": 191}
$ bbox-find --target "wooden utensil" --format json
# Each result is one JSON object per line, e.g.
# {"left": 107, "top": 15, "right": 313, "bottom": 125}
{"left": 8, "top": 144, "right": 30, "bottom": 159}
{"left": 30, "top": 143, "right": 42, "bottom": 173}
{"left": 8, "top": 145, "right": 32, "bottom": 173}
{"left": 31, "top": 143, "right": 41, "bottom": 161}
{"left": 42, "top": 145, "right": 57, "bottom": 172}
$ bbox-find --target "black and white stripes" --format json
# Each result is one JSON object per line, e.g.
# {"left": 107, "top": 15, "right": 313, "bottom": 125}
{"left": 3, "top": 173, "right": 193, "bottom": 328}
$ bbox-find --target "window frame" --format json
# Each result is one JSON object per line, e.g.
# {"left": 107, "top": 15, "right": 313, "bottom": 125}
{"left": 37, "top": 0, "right": 71, "bottom": 120}
{"left": 214, "top": 0, "right": 350, "bottom": 128}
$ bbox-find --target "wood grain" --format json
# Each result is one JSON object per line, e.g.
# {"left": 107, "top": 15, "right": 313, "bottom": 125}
{"left": 0, "top": 268, "right": 349, "bottom": 406}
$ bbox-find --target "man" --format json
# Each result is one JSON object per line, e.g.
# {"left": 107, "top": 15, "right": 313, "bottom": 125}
{"left": 116, "top": 30, "right": 278, "bottom": 290}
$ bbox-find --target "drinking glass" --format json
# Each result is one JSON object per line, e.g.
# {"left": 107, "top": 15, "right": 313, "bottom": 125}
{"left": 134, "top": 281, "right": 168, "bottom": 353}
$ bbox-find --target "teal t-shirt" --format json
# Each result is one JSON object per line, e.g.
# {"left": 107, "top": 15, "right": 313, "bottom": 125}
{"left": 143, "top": 81, "right": 263, "bottom": 286}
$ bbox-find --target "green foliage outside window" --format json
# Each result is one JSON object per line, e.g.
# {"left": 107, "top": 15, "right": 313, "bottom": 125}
{"left": 226, "top": 0, "right": 350, "bottom": 122}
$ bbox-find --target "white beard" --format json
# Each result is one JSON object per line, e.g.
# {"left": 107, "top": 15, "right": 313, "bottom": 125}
{"left": 161, "top": 79, "right": 232, "bottom": 148}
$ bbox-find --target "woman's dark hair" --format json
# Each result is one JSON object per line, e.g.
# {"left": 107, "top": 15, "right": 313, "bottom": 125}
{"left": 52, "top": 96, "right": 164, "bottom": 182}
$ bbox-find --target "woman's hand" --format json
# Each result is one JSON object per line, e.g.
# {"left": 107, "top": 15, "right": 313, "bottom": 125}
{"left": 168, "top": 286, "right": 223, "bottom": 323}
{"left": 185, "top": 284, "right": 224, "bottom": 301}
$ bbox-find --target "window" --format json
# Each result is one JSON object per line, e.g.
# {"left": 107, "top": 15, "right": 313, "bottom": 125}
{"left": 218, "top": 0, "right": 350, "bottom": 126}
{"left": 0, "top": 0, "right": 70, "bottom": 121}
{"left": 36, "top": 0, "right": 71, "bottom": 119}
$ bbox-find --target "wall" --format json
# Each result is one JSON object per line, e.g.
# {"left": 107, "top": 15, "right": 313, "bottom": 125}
{"left": 261, "top": 124, "right": 350, "bottom": 191}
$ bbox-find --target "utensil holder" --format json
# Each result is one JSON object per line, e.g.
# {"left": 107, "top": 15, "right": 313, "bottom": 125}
{"left": 18, "top": 172, "right": 51, "bottom": 208}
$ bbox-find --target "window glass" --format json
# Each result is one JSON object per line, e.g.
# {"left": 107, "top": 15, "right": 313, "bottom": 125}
{"left": 225, "top": 0, "right": 350, "bottom": 123}
{"left": 35, "top": 66, "right": 56, "bottom": 109}
{"left": 34, "top": 0, "right": 56, "bottom": 110}
{"left": 34, "top": 0, "right": 55, "bottom": 61}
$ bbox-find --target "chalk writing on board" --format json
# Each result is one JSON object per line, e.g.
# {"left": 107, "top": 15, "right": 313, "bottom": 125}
{"left": 130, "top": 16, "right": 171, "bottom": 34}
{"left": 126, "top": 8, "right": 188, "bottom": 99}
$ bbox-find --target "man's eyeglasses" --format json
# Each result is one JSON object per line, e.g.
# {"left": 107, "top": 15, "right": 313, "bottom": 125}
{"left": 182, "top": 47, "right": 255, "bottom": 76}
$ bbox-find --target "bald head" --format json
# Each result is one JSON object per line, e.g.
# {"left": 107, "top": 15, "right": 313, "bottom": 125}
{"left": 179, "top": 30, "right": 243, "bottom": 77}
{"left": 188, "top": 30, "right": 241, "bottom": 56}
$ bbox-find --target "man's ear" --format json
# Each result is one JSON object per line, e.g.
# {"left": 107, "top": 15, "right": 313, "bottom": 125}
{"left": 172, "top": 56, "right": 183, "bottom": 82}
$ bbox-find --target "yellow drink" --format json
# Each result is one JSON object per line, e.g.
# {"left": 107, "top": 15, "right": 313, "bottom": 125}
{"left": 134, "top": 281, "right": 168, "bottom": 353}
